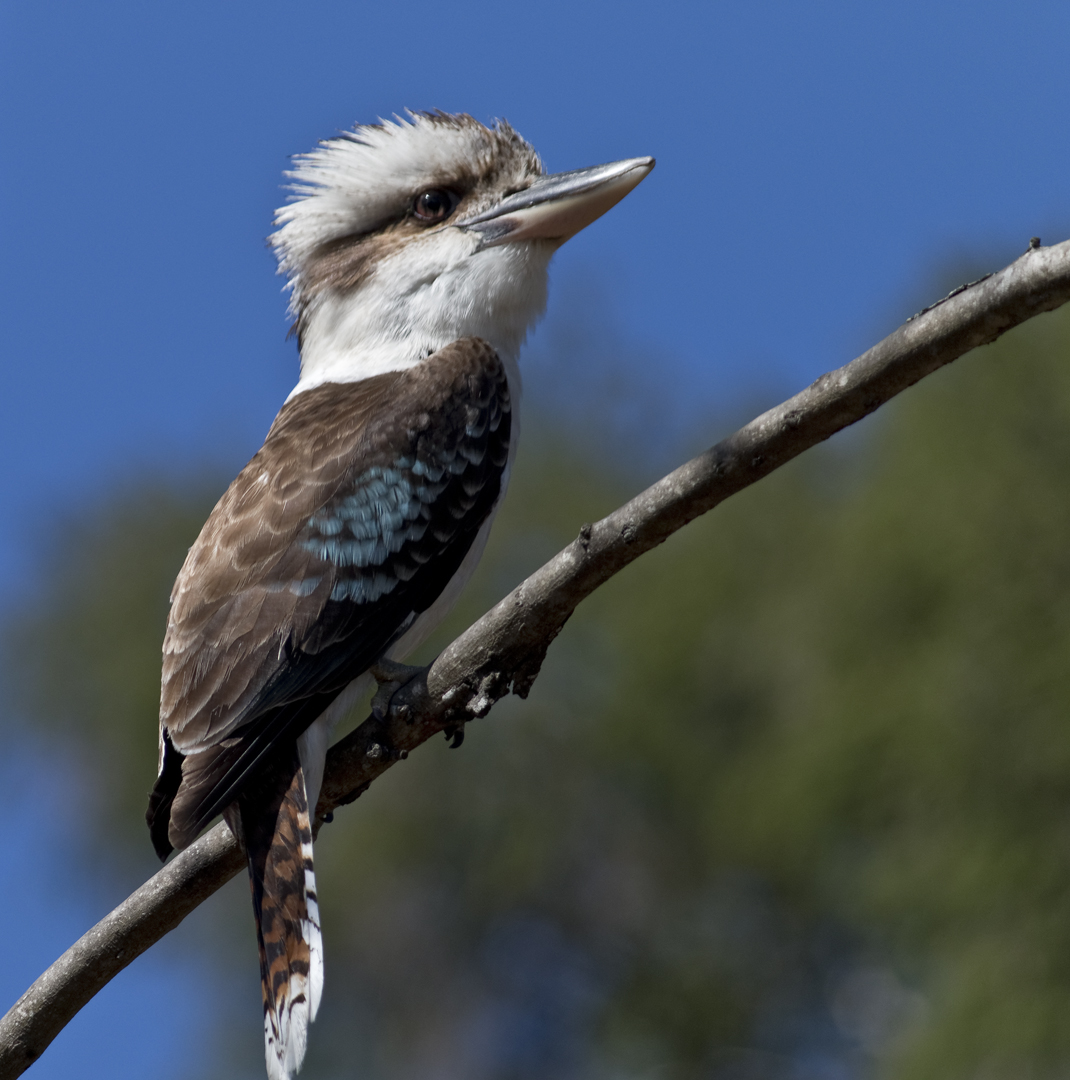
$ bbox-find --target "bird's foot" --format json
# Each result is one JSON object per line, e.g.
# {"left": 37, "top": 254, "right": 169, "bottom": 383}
{"left": 370, "top": 659, "right": 428, "bottom": 721}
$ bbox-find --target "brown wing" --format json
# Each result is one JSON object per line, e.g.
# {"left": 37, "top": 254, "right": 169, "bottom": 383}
{"left": 148, "top": 337, "right": 510, "bottom": 856}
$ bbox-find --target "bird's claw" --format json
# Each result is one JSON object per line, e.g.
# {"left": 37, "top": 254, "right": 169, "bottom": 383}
{"left": 370, "top": 660, "right": 427, "bottom": 721}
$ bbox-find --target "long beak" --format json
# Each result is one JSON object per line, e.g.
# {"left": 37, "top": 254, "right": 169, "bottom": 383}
{"left": 456, "top": 155, "right": 655, "bottom": 248}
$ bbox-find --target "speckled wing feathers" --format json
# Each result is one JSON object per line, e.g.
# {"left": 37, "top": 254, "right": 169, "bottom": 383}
{"left": 149, "top": 336, "right": 510, "bottom": 855}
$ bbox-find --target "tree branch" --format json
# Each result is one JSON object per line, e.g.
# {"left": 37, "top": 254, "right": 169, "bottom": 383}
{"left": 3, "top": 238, "right": 1069, "bottom": 1079}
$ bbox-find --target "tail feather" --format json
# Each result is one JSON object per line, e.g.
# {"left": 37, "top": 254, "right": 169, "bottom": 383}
{"left": 234, "top": 744, "right": 323, "bottom": 1080}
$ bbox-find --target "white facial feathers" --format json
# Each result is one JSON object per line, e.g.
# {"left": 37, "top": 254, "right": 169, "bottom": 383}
{"left": 271, "top": 113, "right": 553, "bottom": 393}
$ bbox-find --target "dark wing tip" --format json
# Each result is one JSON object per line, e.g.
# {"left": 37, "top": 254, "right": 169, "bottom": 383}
{"left": 146, "top": 731, "right": 183, "bottom": 861}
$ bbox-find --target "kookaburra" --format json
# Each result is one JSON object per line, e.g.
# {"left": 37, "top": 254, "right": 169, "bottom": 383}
{"left": 146, "top": 111, "right": 652, "bottom": 1079}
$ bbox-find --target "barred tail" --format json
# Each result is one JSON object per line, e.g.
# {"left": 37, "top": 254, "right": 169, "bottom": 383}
{"left": 234, "top": 745, "right": 323, "bottom": 1080}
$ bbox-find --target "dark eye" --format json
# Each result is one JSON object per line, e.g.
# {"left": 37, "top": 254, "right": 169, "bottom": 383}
{"left": 413, "top": 188, "right": 458, "bottom": 222}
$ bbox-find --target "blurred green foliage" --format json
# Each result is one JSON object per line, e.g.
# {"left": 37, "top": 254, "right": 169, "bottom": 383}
{"left": 5, "top": 304, "right": 1070, "bottom": 1079}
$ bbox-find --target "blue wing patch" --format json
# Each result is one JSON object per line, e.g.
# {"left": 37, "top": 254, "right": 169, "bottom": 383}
{"left": 302, "top": 462, "right": 426, "bottom": 598}
{"left": 297, "top": 388, "right": 507, "bottom": 606}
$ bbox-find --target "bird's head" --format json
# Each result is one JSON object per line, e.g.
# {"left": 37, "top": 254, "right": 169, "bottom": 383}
{"left": 271, "top": 112, "right": 653, "bottom": 392}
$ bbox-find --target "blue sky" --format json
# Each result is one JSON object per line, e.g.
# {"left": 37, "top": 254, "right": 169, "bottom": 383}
{"left": 1, "top": 1, "right": 1069, "bottom": 1076}
{"left": 2, "top": 1, "right": 1069, "bottom": 595}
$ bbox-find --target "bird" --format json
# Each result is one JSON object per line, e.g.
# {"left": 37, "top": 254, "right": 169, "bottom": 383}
{"left": 145, "top": 111, "right": 653, "bottom": 1080}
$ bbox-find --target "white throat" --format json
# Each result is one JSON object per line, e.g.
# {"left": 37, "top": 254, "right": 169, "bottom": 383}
{"left": 288, "top": 231, "right": 553, "bottom": 400}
